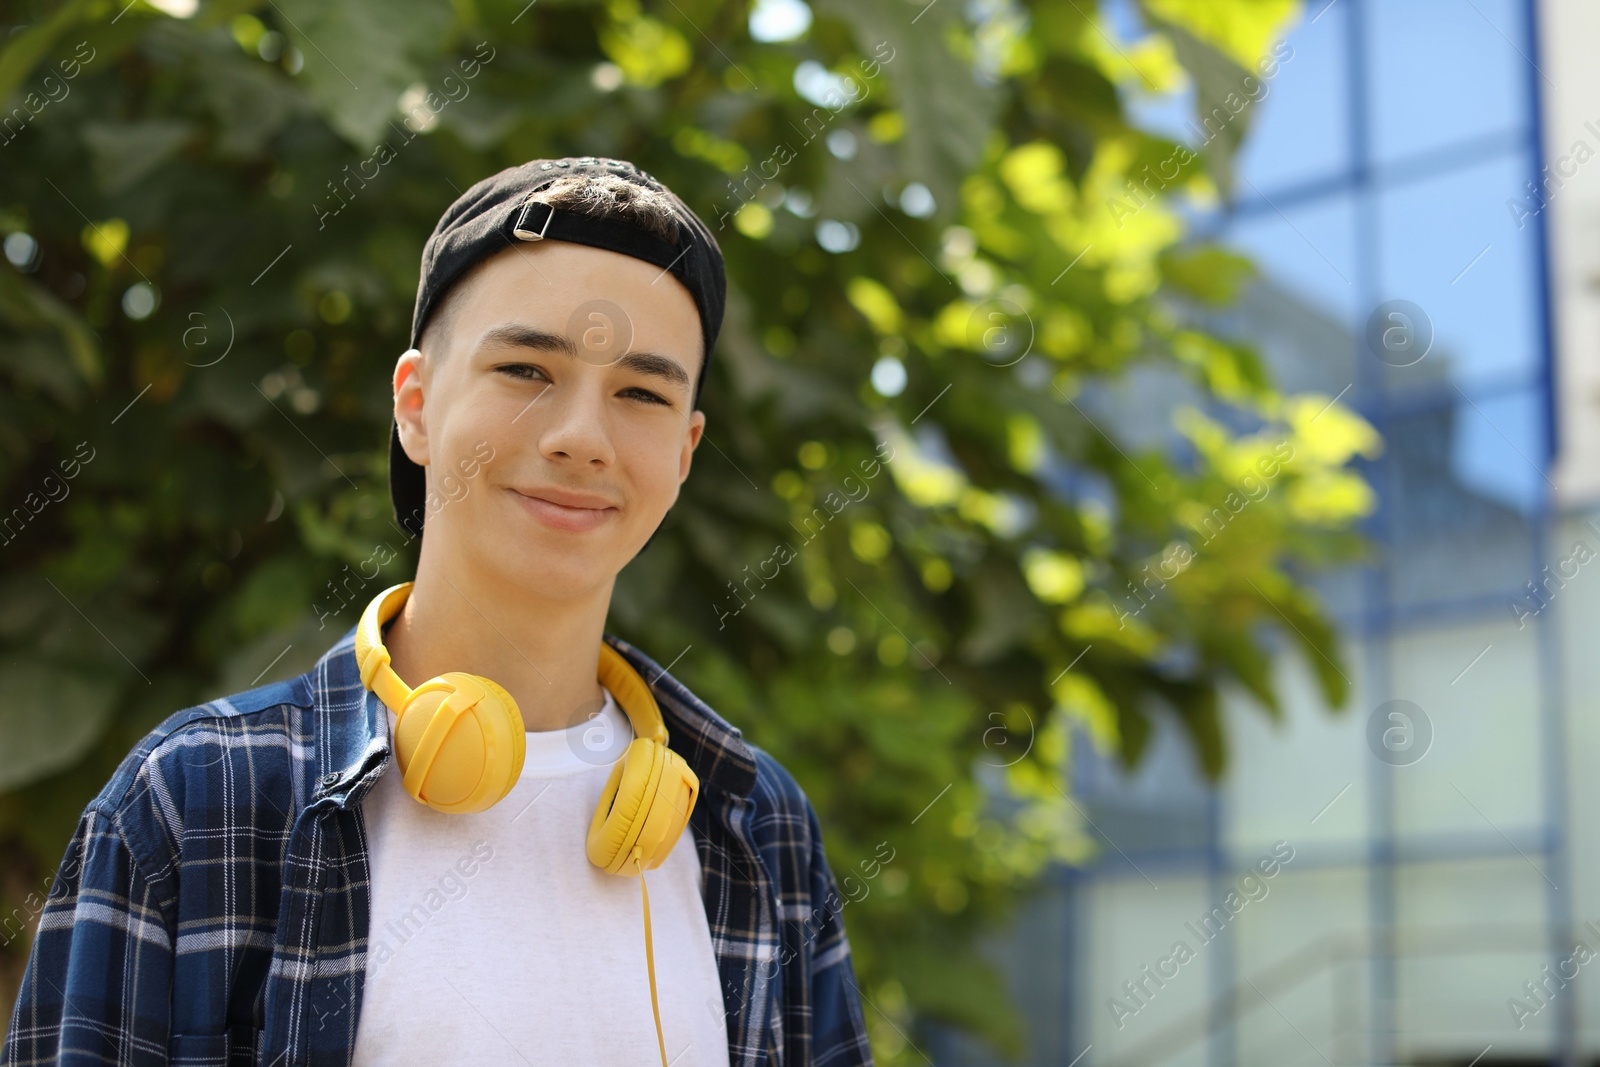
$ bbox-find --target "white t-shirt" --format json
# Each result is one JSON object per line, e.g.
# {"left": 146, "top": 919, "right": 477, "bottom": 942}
{"left": 351, "top": 686, "right": 731, "bottom": 1067}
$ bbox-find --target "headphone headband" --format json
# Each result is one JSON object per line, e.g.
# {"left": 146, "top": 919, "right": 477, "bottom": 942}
{"left": 356, "top": 582, "right": 414, "bottom": 713}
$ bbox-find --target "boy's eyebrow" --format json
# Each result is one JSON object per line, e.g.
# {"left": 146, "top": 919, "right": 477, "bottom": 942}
{"left": 478, "top": 322, "right": 692, "bottom": 390}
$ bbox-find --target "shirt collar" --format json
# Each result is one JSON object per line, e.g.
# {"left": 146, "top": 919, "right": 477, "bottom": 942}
{"left": 309, "top": 625, "right": 758, "bottom": 805}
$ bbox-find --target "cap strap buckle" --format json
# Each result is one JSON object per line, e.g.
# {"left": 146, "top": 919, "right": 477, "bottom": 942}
{"left": 512, "top": 197, "right": 556, "bottom": 242}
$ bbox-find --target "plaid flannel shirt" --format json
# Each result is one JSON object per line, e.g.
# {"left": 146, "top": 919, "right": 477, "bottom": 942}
{"left": 2, "top": 625, "right": 873, "bottom": 1067}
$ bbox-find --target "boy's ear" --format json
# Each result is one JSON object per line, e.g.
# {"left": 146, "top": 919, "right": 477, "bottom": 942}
{"left": 679, "top": 409, "right": 706, "bottom": 485}
{"left": 394, "top": 348, "right": 429, "bottom": 465}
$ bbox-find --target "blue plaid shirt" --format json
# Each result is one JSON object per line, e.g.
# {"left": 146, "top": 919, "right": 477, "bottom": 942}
{"left": 2, "top": 626, "right": 873, "bottom": 1066}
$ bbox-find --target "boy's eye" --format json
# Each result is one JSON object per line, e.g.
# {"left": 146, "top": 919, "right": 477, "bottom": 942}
{"left": 496, "top": 364, "right": 548, "bottom": 382}
{"left": 622, "top": 387, "right": 670, "bottom": 406}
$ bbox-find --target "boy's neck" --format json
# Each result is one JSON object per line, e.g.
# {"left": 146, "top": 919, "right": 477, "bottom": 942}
{"left": 378, "top": 554, "right": 613, "bottom": 734}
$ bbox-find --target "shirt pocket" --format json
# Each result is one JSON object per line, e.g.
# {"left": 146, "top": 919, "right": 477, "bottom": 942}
{"left": 170, "top": 1025, "right": 264, "bottom": 1066}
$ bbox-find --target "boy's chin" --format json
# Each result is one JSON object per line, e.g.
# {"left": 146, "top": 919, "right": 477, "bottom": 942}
{"left": 495, "top": 534, "right": 632, "bottom": 598}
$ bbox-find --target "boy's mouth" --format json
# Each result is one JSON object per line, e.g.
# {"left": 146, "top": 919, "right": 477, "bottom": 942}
{"left": 509, "top": 486, "right": 618, "bottom": 532}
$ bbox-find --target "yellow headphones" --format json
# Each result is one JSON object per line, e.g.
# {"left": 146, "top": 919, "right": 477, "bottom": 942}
{"left": 353, "top": 581, "right": 700, "bottom": 874}
{"left": 355, "top": 580, "right": 697, "bottom": 1066}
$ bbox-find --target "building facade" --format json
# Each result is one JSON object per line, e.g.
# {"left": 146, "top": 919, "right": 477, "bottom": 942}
{"left": 936, "top": 0, "right": 1600, "bottom": 1064}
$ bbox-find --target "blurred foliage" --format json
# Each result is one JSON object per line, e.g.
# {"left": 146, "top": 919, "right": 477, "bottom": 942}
{"left": 0, "top": 0, "right": 1380, "bottom": 1058}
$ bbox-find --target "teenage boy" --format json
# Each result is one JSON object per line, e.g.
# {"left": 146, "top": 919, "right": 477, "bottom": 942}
{"left": 3, "top": 157, "right": 873, "bottom": 1067}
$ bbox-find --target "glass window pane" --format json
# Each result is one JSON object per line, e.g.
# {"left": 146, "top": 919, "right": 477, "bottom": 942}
{"left": 1223, "top": 257, "right": 1362, "bottom": 401}
{"left": 1388, "top": 618, "right": 1544, "bottom": 840}
{"left": 1234, "top": 868, "right": 1371, "bottom": 1067}
{"left": 1221, "top": 643, "right": 1372, "bottom": 857}
{"left": 1366, "top": 0, "right": 1531, "bottom": 166}
{"left": 1395, "top": 859, "right": 1551, "bottom": 1056}
{"left": 1233, "top": 0, "right": 1351, "bottom": 195}
{"left": 1084, "top": 875, "right": 1214, "bottom": 1057}
{"left": 1375, "top": 149, "right": 1542, "bottom": 396}
{"left": 1448, "top": 386, "right": 1547, "bottom": 514}
{"left": 1226, "top": 190, "right": 1361, "bottom": 336}
{"left": 1381, "top": 388, "right": 1542, "bottom": 610}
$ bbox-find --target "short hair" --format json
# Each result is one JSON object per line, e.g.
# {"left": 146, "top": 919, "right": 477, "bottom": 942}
{"left": 418, "top": 171, "right": 688, "bottom": 366}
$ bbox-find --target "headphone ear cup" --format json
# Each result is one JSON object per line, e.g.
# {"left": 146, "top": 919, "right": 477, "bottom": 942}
{"left": 394, "top": 672, "right": 525, "bottom": 813}
{"left": 587, "top": 739, "right": 662, "bottom": 874}
{"left": 631, "top": 747, "right": 698, "bottom": 871}
{"left": 586, "top": 740, "right": 699, "bottom": 874}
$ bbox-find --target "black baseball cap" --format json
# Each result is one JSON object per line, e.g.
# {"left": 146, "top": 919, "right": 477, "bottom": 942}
{"left": 389, "top": 156, "right": 726, "bottom": 540}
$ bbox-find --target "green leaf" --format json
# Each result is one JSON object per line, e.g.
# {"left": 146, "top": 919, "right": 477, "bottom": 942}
{"left": 0, "top": 0, "right": 92, "bottom": 107}
{"left": 193, "top": 47, "right": 302, "bottom": 159}
{"left": 82, "top": 120, "right": 196, "bottom": 194}
{"left": 1276, "top": 592, "right": 1350, "bottom": 709}
{"left": 958, "top": 559, "right": 1044, "bottom": 664}
{"left": 0, "top": 270, "right": 102, "bottom": 394}
{"left": 271, "top": 0, "right": 454, "bottom": 149}
{"left": 1165, "top": 678, "right": 1225, "bottom": 778}
{"left": 812, "top": 0, "right": 1001, "bottom": 223}
{"left": 0, "top": 657, "right": 118, "bottom": 793}
{"left": 1161, "top": 243, "right": 1257, "bottom": 305}
{"left": 1141, "top": 0, "right": 1300, "bottom": 70}
{"left": 1138, "top": 11, "right": 1256, "bottom": 195}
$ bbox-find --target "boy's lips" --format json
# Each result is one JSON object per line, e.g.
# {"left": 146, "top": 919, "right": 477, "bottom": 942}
{"left": 509, "top": 486, "right": 619, "bottom": 532}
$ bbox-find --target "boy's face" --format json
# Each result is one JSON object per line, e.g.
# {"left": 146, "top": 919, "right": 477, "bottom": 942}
{"left": 393, "top": 240, "right": 706, "bottom": 601}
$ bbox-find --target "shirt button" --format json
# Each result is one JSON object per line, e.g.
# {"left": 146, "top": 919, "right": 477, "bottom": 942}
{"left": 321, "top": 773, "right": 340, "bottom": 787}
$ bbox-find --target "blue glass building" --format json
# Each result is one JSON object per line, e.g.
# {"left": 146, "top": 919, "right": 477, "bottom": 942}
{"left": 933, "top": 1, "right": 1600, "bottom": 1064}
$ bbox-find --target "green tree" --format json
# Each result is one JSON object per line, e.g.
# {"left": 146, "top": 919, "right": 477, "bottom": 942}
{"left": 0, "top": 0, "right": 1378, "bottom": 1059}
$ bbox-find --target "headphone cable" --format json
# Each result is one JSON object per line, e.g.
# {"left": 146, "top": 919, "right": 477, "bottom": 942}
{"left": 633, "top": 846, "right": 669, "bottom": 1067}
